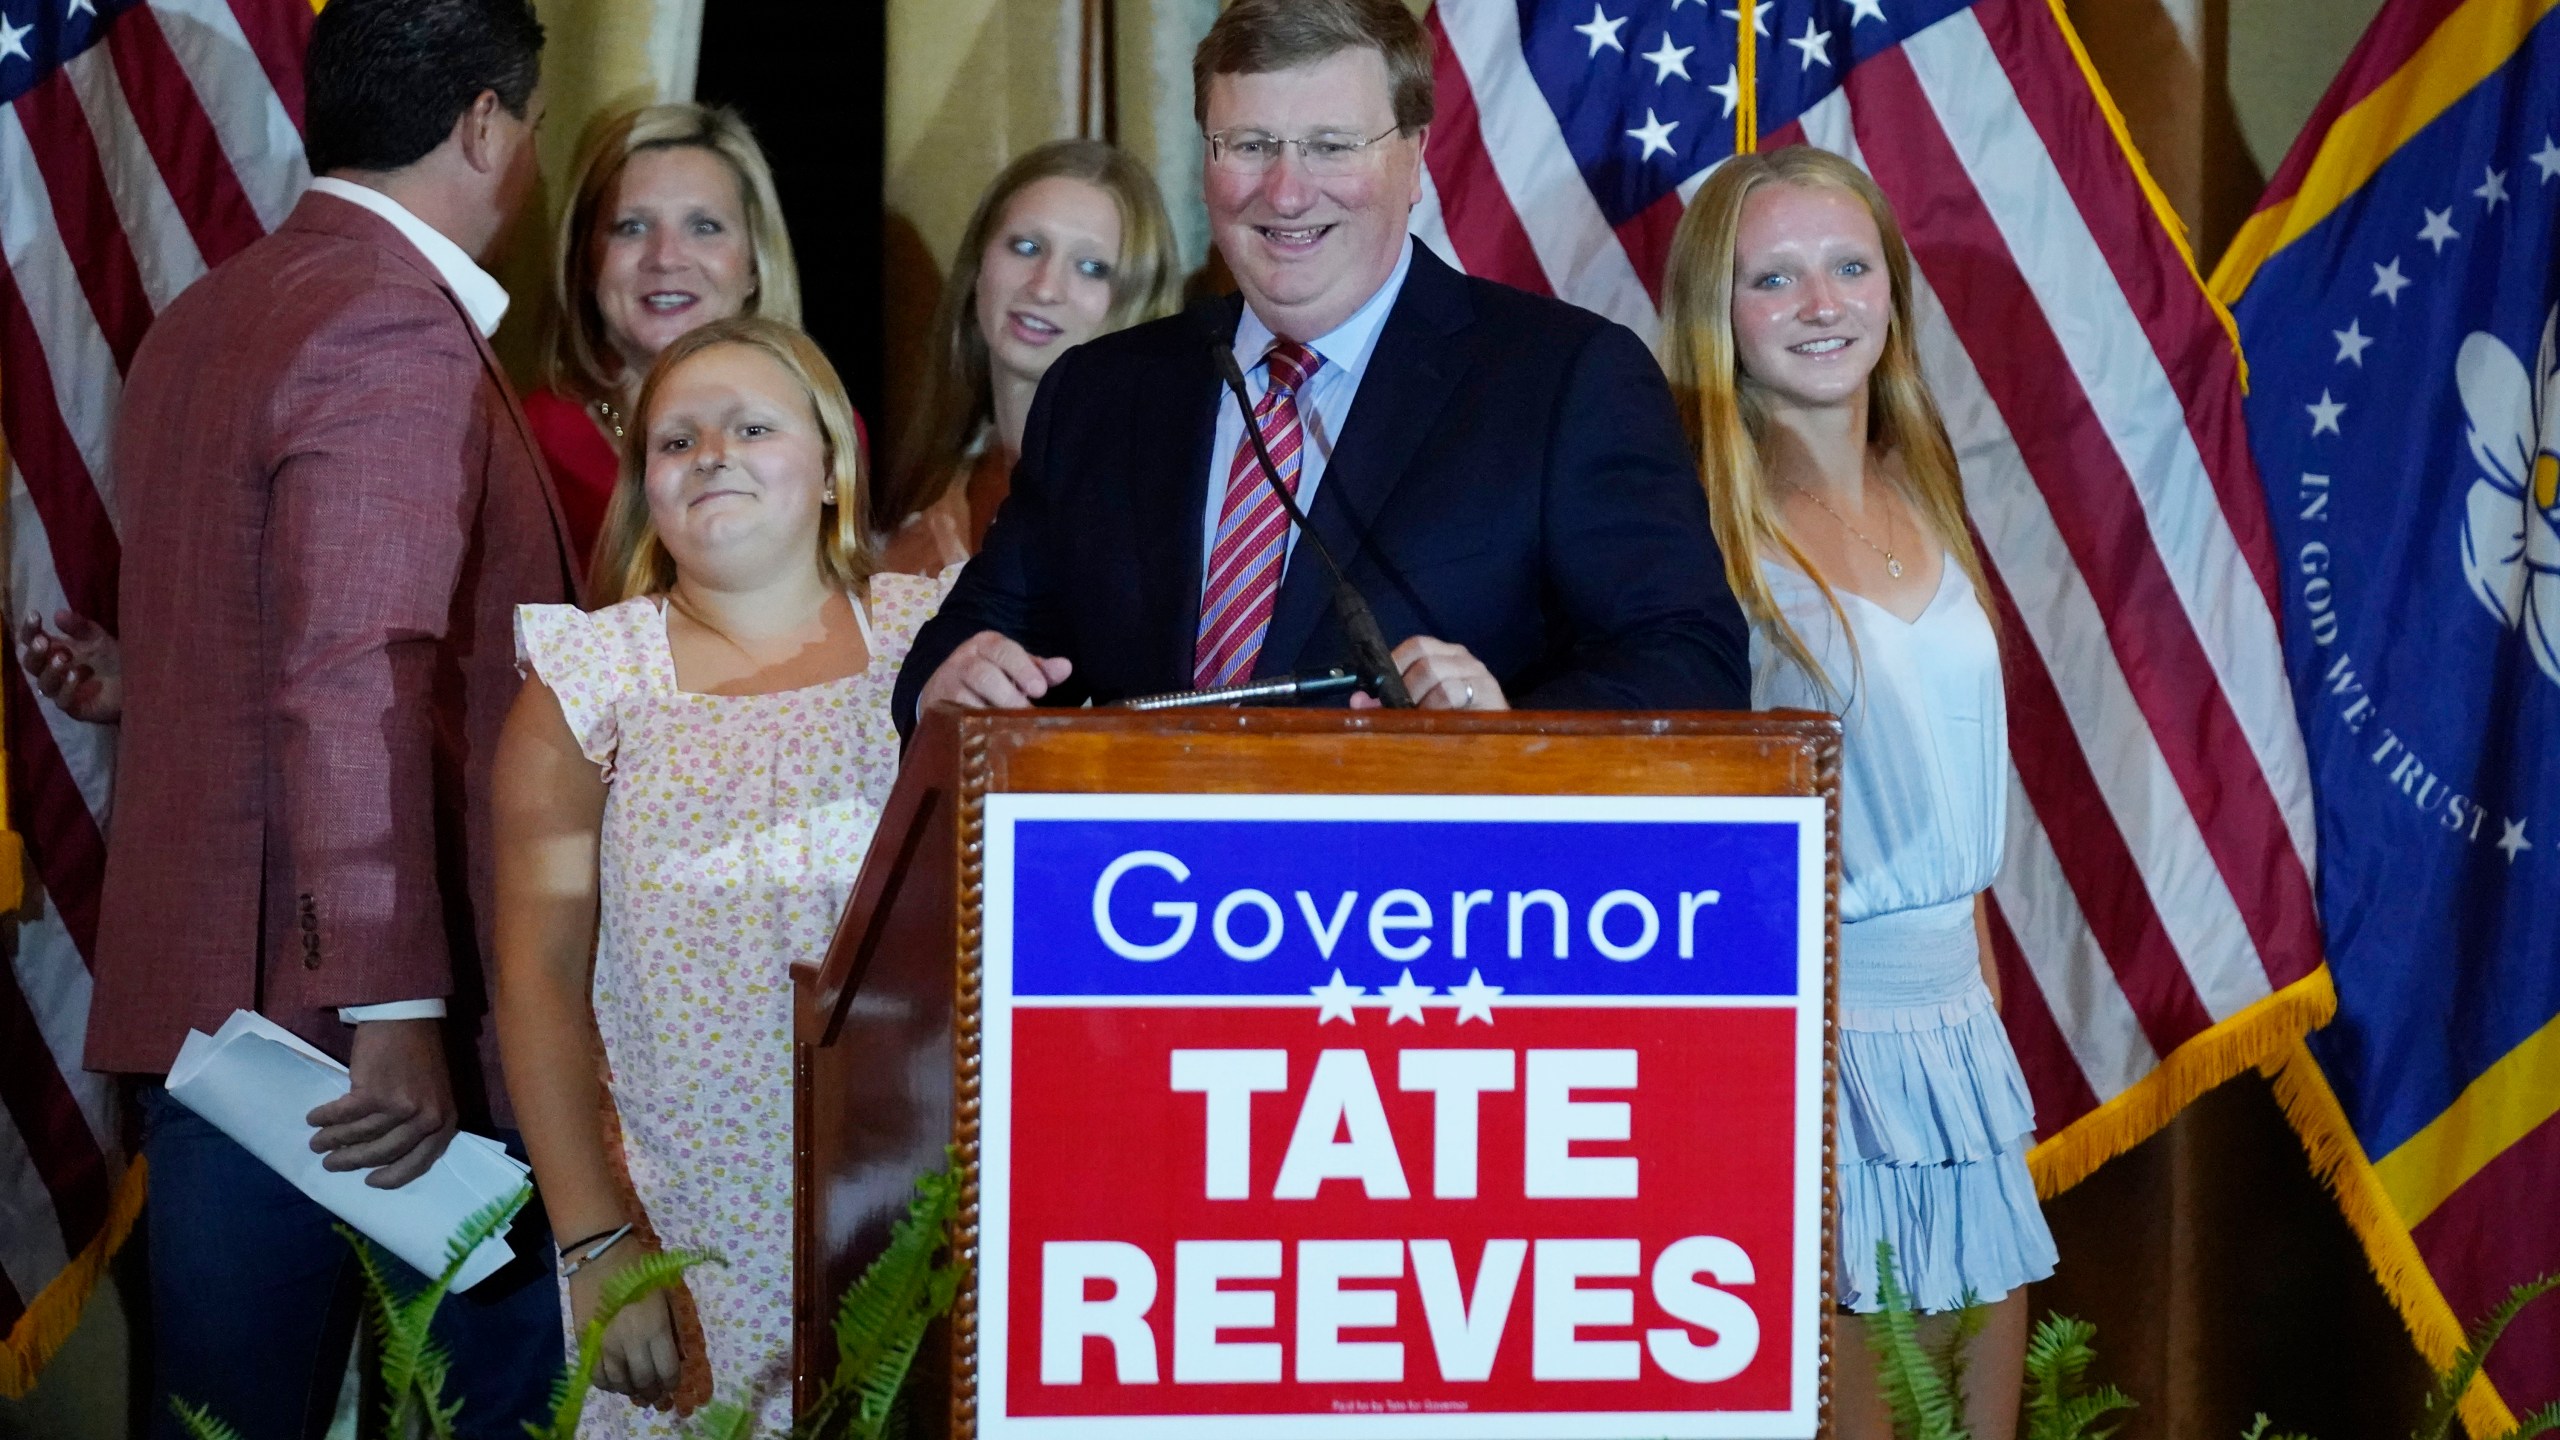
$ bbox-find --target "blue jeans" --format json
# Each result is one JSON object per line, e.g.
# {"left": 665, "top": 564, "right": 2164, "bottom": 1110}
{"left": 138, "top": 1084, "right": 563, "bottom": 1440}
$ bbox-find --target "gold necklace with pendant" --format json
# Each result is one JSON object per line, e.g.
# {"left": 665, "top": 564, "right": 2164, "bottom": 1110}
{"left": 1791, "top": 483, "right": 1905, "bottom": 579}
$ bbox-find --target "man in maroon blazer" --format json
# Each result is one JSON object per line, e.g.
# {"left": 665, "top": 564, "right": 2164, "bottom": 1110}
{"left": 85, "top": 2, "right": 573, "bottom": 1433}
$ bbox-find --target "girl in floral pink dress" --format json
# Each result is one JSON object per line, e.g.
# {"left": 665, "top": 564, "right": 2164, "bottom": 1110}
{"left": 493, "top": 316, "right": 948, "bottom": 1433}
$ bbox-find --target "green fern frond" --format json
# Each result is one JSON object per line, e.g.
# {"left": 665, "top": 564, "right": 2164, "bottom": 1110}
{"left": 2026, "top": 1315, "right": 2098, "bottom": 1398}
{"left": 602, "top": 1247, "right": 723, "bottom": 1315}
{"left": 168, "top": 1399, "right": 249, "bottom": 1440}
{"left": 331, "top": 1185, "right": 531, "bottom": 1440}
{"left": 853, "top": 1282, "right": 954, "bottom": 1431}
{"left": 529, "top": 1247, "right": 723, "bottom": 1440}
{"left": 679, "top": 1395, "right": 761, "bottom": 1440}
{"left": 2500, "top": 1402, "right": 2560, "bottom": 1440}
{"left": 2502, "top": 1400, "right": 2560, "bottom": 1440}
{"left": 1932, "top": 1296, "right": 1987, "bottom": 1414}
{"left": 1861, "top": 1240, "right": 1969, "bottom": 1440}
{"left": 2022, "top": 1314, "right": 2134, "bottom": 1440}
{"left": 2240, "top": 1412, "right": 2317, "bottom": 1440}
{"left": 443, "top": 1188, "right": 534, "bottom": 1276}
{"left": 831, "top": 1167, "right": 961, "bottom": 1371}
{"left": 795, "top": 1160, "right": 968, "bottom": 1440}
{"left": 2414, "top": 1272, "right": 2560, "bottom": 1440}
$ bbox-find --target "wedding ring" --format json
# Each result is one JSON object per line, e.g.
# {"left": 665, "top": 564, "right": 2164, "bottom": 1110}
{"left": 1462, "top": 682, "right": 1476, "bottom": 707}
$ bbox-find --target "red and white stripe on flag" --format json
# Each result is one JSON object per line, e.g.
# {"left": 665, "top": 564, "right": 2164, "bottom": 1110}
{"left": 0, "top": 0, "right": 312, "bottom": 1394}
{"left": 1416, "top": 0, "right": 2332, "bottom": 1195}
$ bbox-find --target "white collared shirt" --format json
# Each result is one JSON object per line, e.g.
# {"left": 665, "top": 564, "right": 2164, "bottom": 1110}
{"left": 307, "top": 176, "right": 511, "bottom": 337}
{"left": 1201, "top": 236, "right": 1417, "bottom": 583}
{"left": 306, "top": 177, "right": 505, "bottom": 1024}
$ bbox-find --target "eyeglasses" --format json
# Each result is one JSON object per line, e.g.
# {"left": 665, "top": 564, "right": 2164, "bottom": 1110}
{"left": 1204, "top": 124, "right": 1404, "bottom": 176}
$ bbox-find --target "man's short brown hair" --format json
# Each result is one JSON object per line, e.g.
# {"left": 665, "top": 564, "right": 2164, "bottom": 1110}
{"left": 1191, "top": 0, "right": 1435, "bottom": 135}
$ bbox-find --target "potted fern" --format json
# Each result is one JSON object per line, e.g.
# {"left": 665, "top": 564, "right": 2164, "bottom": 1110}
{"left": 1861, "top": 1240, "right": 2560, "bottom": 1440}
{"left": 170, "top": 1162, "right": 967, "bottom": 1440}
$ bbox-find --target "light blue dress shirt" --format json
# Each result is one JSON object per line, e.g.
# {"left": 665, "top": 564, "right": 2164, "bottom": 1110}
{"left": 1201, "top": 237, "right": 1417, "bottom": 586}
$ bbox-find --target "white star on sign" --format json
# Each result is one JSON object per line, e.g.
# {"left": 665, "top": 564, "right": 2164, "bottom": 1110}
{"left": 1708, "top": 63, "right": 1743, "bottom": 119}
{"left": 1723, "top": 2, "right": 1773, "bottom": 37}
{"left": 2306, "top": 389, "right": 2345, "bottom": 436}
{"left": 2332, "top": 318, "right": 2373, "bottom": 367}
{"left": 1574, "top": 3, "right": 1628, "bottom": 57}
{"left": 1309, "top": 968, "right": 1365, "bottom": 1024}
{"left": 1789, "top": 17, "right": 1835, "bottom": 68}
{"left": 0, "top": 14, "right": 33, "bottom": 64}
{"left": 2497, "top": 816, "right": 2532, "bottom": 864}
{"left": 2417, "top": 206, "right": 2459, "bottom": 255}
{"left": 1380, "top": 968, "right": 1435, "bottom": 1025}
{"left": 1626, "top": 108, "right": 1680, "bottom": 161}
{"left": 1849, "top": 0, "right": 1888, "bottom": 21}
{"left": 67, "top": 0, "right": 96, "bottom": 19}
{"left": 2370, "top": 256, "right": 2412, "bottom": 304}
{"left": 1642, "top": 32, "right": 1695, "bottom": 83}
{"left": 1447, "top": 969, "right": 1506, "bottom": 1025}
{"left": 2474, "top": 166, "right": 2509, "bottom": 211}
{"left": 2532, "top": 135, "right": 2560, "bottom": 183}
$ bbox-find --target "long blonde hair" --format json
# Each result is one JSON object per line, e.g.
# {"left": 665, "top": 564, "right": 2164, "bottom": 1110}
{"left": 543, "top": 102, "right": 801, "bottom": 405}
{"left": 1660, "top": 146, "right": 1993, "bottom": 693}
{"left": 878, "top": 140, "right": 1182, "bottom": 536}
{"left": 591, "top": 316, "right": 874, "bottom": 607}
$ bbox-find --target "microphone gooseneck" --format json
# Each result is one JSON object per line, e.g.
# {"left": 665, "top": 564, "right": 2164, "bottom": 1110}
{"left": 1209, "top": 339, "right": 1414, "bottom": 709}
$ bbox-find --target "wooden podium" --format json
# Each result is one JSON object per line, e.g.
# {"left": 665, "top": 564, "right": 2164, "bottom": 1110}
{"left": 794, "top": 707, "right": 1840, "bottom": 1435}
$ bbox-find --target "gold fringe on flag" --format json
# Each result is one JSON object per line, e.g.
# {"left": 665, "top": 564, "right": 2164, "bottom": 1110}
{"left": 0, "top": 341, "right": 128, "bottom": 1404}
{"left": 0, "top": 718, "right": 22, "bottom": 912}
{"left": 1733, "top": 0, "right": 1757, "bottom": 154}
{"left": 2266, "top": 1041, "right": 2522, "bottom": 1439}
{"left": 2026, "top": 966, "right": 2336, "bottom": 1197}
{"left": 0, "top": 1158, "right": 147, "bottom": 1400}
{"left": 2037, "top": 0, "right": 2249, "bottom": 389}
{"left": 0, "top": 370, "right": 20, "bottom": 915}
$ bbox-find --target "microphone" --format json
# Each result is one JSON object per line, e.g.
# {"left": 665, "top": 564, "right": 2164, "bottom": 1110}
{"left": 1208, "top": 335, "right": 1414, "bottom": 708}
{"left": 1123, "top": 668, "right": 1364, "bottom": 711}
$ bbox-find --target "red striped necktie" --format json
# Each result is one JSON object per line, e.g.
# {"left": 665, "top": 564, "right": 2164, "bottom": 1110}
{"left": 1194, "top": 340, "right": 1324, "bottom": 688}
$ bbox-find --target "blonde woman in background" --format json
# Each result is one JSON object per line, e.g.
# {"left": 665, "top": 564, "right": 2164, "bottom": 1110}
{"left": 15, "top": 107, "right": 813, "bottom": 703}
{"left": 526, "top": 102, "right": 812, "bottom": 576}
{"left": 1660, "top": 145, "right": 2055, "bottom": 1439}
{"left": 875, "top": 138, "right": 1182, "bottom": 573}
{"left": 494, "top": 317, "right": 949, "bottom": 1430}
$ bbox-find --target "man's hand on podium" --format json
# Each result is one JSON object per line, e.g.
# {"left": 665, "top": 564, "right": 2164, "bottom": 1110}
{"left": 920, "top": 630, "right": 1074, "bottom": 711}
{"left": 1350, "top": 635, "right": 1510, "bottom": 711}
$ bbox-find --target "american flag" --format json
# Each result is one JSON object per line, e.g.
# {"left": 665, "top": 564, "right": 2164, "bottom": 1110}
{"left": 1415, "top": 0, "right": 2333, "bottom": 1194}
{"left": 0, "top": 0, "right": 311, "bottom": 1393}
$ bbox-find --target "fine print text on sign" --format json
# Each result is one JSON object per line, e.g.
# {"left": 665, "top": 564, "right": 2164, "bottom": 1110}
{"left": 974, "top": 794, "right": 1828, "bottom": 1439}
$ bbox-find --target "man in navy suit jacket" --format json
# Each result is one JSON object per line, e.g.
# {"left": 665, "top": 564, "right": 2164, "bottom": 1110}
{"left": 895, "top": 0, "right": 1748, "bottom": 732}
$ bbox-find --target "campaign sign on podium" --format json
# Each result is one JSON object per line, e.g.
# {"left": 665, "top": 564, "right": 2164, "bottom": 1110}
{"left": 972, "top": 792, "right": 1828, "bottom": 1438}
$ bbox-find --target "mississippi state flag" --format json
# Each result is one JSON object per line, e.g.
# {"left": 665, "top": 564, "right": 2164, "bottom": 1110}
{"left": 2216, "top": 0, "right": 2560, "bottom": 1422}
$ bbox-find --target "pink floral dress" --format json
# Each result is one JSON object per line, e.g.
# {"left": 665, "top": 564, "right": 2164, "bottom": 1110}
{"left": 515, "top": 572, "right": 949, "bottom": 1435}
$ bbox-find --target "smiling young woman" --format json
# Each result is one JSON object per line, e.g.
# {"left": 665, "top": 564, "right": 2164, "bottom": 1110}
{"left": 525, "top": 102, "right": 806, "bottom": 580}
{"left": 1661, "top": 146, "right": 2053, "bottom": 1440}
{"left": 876, "top": 139, "right": 1182, "bottom": 576}
{"left": 495, "top": 316, "right": 951, "bottom": 1430}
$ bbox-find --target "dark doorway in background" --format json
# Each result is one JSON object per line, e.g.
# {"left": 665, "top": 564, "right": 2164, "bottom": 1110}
{"left": 696, "top": 4, "right": 886, "bottom": 429}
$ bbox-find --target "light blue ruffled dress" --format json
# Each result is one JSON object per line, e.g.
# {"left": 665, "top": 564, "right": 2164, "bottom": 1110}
{"left": 1752, "top": 556, "right": 2059, "bottom": 1314}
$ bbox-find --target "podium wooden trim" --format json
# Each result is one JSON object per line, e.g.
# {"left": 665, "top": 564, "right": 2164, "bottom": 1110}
{"left": 794, "top": 706, "right": 1842, "bottom": 1433}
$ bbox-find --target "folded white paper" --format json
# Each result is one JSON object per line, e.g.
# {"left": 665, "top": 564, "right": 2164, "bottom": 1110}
{"left": 166, "top": 1009, "right": 529, "bottom": 1292}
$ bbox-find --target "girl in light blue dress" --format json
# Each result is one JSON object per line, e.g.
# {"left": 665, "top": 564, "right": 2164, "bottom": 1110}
{"left": 1661, "top": 146, "right": 2056, "bottom": 1439}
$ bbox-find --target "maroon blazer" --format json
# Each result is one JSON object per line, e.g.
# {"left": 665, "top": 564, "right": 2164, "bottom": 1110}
{"left": 87, "top": 191, "right": 579, "bottom": 1124}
